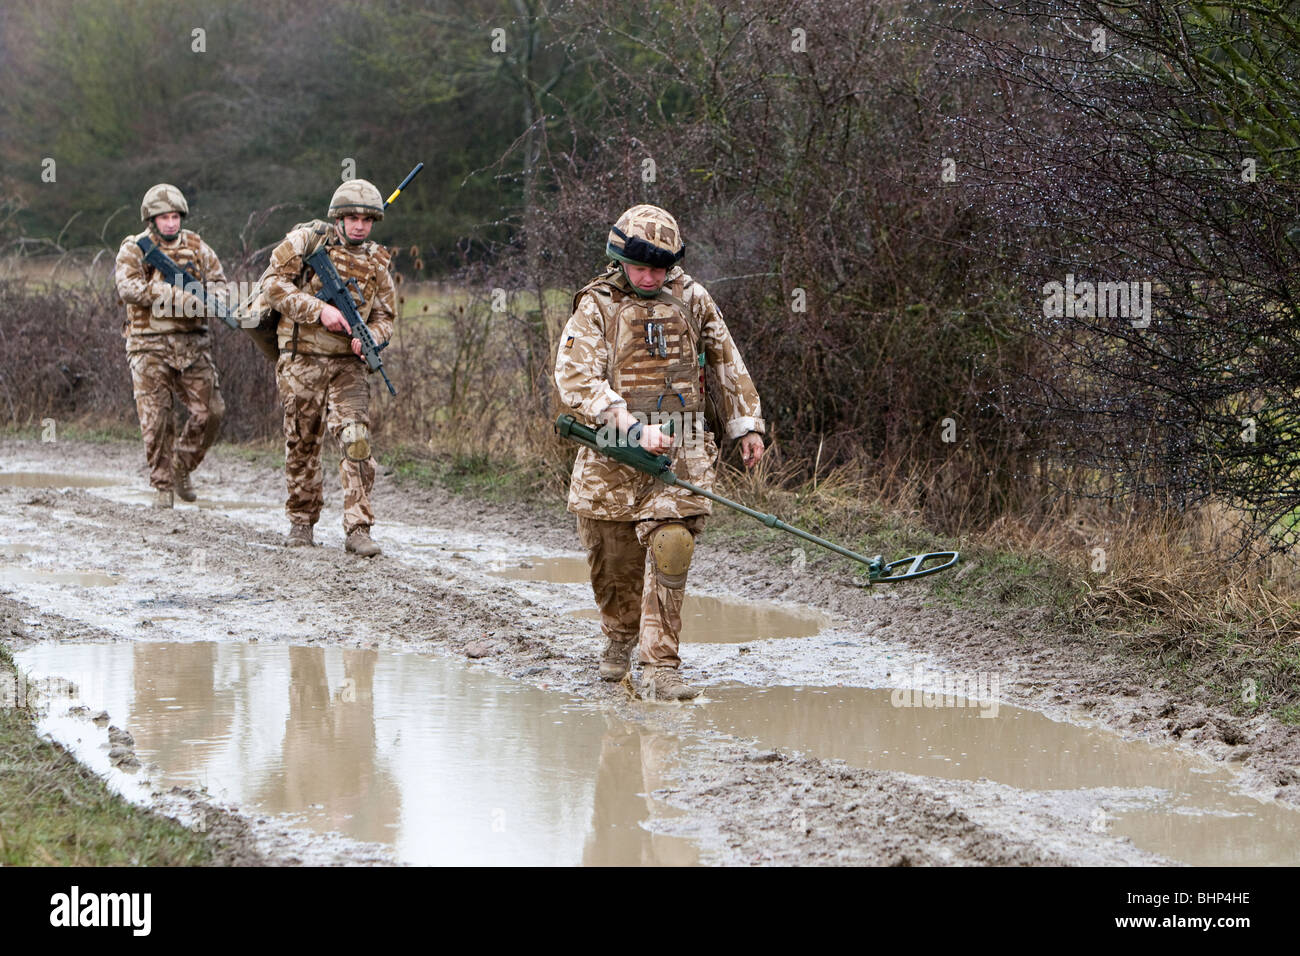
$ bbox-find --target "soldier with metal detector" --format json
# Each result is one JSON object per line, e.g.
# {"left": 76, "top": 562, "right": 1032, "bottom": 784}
{"left": 555, "top": 205, "right": 961, "bottom": 700}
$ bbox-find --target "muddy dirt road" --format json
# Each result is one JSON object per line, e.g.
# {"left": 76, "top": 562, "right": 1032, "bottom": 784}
{"left": 3, "top": 437, "right": 1298, "bottom": 866}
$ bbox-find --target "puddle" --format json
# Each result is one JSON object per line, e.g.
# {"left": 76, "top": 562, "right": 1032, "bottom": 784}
{"left": 0, "top": 568, "right": 119, "bottom": 587}
{"left": 693, "top": 684, "right": 1300, "bottom": 866}
{"left": 571, "top": 598, "right": 826, "bottom": 643}
{"left": 500, "top": 555, "right": 828, "bottom": 642}
{"left": 493, "top": 555, "right": 591, "bottom": 584}
{"left": 0, "top": 543, "right": 37, "bottom": 557}
{"left": 16, "top": 642, "right": 699, "bottom": 866}
{"left": 115, "top": 492, "right": 272, "bottom": 512}
{"left": 0, "top": 472, "right": 121, "bottom": 488}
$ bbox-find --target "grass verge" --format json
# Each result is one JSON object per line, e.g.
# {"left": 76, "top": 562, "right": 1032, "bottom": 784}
{"left": 0, "top": 644, "right": 213, "bottom": 866}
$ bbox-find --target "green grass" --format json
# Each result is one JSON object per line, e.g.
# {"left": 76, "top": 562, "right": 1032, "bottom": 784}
{"left": 216, "top": 440, "right": 283, "bottom": 469}
{"left": 380, "top": 443, "right": 549, "bottom": 503}
{"left": 0, "top": 648, "right": 214, "bottom": 866}
{"left": 1, "top": 421, "right": 139, "bottom": 443}
{"left": 1275, "top": 704, "right": 1300, "bottom": 726}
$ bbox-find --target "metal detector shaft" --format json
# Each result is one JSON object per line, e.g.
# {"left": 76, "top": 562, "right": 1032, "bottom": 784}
{"left": 555, "top": 414, "right": 959, "bottom": 583}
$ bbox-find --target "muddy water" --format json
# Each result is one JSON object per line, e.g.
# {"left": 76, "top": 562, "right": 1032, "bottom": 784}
{"left": 0, "top": 568, "right": 119, "bottom": 587}
{"left": 0, "top": 472, "right": 121, "bottom": 488}
{"left": 694, "top": 685, "right": 1300, "bottom": 866}
{"left": 494, "top": 555, "right": 592, "bottom": 584}
{"left": 16, "top": 642, "right": 698, "bottom": 866}
{"left": 498, "top": 555, "right": 828, "bottom": 642}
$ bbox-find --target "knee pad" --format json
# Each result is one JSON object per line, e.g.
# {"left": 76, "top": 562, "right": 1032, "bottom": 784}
{"left": 340, "top": 420, "right": 371, "bottom": 462}
{"left": 649, "top": 522, "right": 694, "bottom": 588}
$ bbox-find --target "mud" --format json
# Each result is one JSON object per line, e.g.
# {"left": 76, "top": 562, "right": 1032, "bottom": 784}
{"left": 2, "top": 437, "right": 1298, "bottom": 866}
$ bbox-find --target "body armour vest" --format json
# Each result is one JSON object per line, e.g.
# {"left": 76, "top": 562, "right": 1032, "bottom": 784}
{"left": 276, "top": 227, "right": 392, "bottom": 357}
{"left": 125, "top": 229, "right": 209, "bottom": 336}
{"left": 574, "top": 266, "right": 705, "bottom": 417}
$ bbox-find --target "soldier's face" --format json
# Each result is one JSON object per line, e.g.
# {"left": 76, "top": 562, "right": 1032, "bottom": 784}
{"left": 624, "top": 262, "right": 667, "bottom": 292}
{"left": 340, "top": 215, "right": 375, "bottom": 243}
{"left": 153, "top": 212, "right": 181, "bottom": 238}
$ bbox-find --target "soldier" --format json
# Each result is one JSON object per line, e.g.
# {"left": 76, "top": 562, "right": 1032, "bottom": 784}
{"left": 263, "top": 180, "right": 396, "bottom": 557}
{"left": 554, "top": 204, "right": 766, "bottom": 700}
{"left": 114, "top": 184, "right": 227, "bottom": 508}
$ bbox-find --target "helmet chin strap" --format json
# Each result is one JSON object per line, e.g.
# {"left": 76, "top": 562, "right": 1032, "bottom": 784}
{"left": 151, "top": 219, "right": 180, "bottom": 243}
{"left": 621, "top": 263, "right": 663, "bottom": 298}
{"left": 336, "top": 219, "right": 365, "bottom": 246}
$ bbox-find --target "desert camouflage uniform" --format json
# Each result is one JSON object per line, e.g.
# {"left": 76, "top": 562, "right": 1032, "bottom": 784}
{"left": 264, "top": 225, "right": 395, "bottom": 535}
{"left": 555, "top": 263, "right": 764, "bottom": 668}
{"left": 114, "top": 226, "right": 227, "bottom": 491}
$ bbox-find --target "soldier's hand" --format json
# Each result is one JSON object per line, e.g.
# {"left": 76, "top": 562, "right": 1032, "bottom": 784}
{"left": 641, "top": 424, "right": 674, "bottom": 454}
{"left": 351, "top": 339, "right": 363, "bottom": 357}
{"left": 740, "top": 432, "right": 765, "bottom": 468}
{"left": 320, "top": 304, "right": 351, "bottom": 335}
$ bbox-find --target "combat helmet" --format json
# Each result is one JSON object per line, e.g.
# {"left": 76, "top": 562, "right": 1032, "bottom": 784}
{"left": 606, "top": 204, "right": 685, "bottom": 270}
{"left": 329, "top": 180, "right": 385, "bottom": 221}
{"left": 140, "top": 183, "right": 188, "bottom": 223}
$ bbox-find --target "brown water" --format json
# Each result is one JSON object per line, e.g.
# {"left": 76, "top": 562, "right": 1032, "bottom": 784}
{"left": 497, "top": 555, "right": 828, "bottom": 642}
{"left": 693, "top": 684, "right": 1300, "bottom": 866}
{"left": 494, "top": 555, "right": 591, "bottom": 584}
{"left": 0, "top": 472, "right": 120, "bottom": 488}
{"left": 16, "top": 642, "right": 698, "bottom": 866}
{"left": 0, "top": 568, "right": 119, "bottom": 587}
{"left": 572, "top": 599, "right": 826, "bottom": 643}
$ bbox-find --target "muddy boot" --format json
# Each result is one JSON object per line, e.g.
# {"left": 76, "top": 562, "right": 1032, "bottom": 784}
{"left": 285, "top": 522, "right": 314, "bottom": 547}
{"left": 641, "top": 666, "right": 701, "bottom": 701}
{"left": 345, "top": 528, "right": 382, "bottom": 558}
{"left": 173, "top": 464, "right": 197, "bottom": 502}
{"left": 599, "top": 638, "right": 636, "bottom": 682}
{"left": 152, "top": 489, "right": 174, "bottom": 510}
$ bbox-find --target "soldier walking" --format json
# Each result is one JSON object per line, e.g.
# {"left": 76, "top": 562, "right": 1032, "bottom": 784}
{"left": 264, "top": 180, "right": 396, "bottom": 557}
{"left": 114, "top": 184, "right": 227, "bottom": 508}
{"left": 554, "top": 204, "right": 766, "bottom": 699}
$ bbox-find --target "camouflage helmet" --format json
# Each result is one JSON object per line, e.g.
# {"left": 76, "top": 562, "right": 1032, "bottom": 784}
{"left": 606, "top": 204, "right": 685, "bottom": 269}
{"left": 140, "top": 183, "right": 188, "bottom": 223}
{"left": 329, "top": 179, "right": 385, "bottom": 221}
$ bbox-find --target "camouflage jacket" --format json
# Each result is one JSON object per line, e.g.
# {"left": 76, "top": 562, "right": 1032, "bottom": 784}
{"left": 554, "top": 264, "right": 764, "bottom": 521}
{"left": 114, "top": 227, "right": 226, "bottom": 350}
{"left": 264, "top": 223, "right": 396, "bottom": 358}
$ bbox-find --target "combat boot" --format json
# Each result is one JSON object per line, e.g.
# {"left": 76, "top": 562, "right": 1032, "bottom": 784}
{"left": 599, "top": 638, "right": 636, "bottom": 682}
{"left": 641, "top": 666, "right": 701, "bottom": 701}
{"left": 173, "top": 464, "right": 196, "bottom": 502}
{"left": 153, "top": 489, "right": 174, "bottom": 509}
{"left": 345, "top": 528, "right": 382, "bottom": 558}
{"left": 285, "top": 522, "right": 314, "bottom": 547}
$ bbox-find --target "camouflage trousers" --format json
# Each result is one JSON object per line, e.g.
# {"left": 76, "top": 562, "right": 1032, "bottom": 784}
{"left": 276, "top": 353, "right": 376, "bottom": 535}
{"left": 576, "top": 514, "right": 706, "bottom": 668}
{"left": 126, "top": 339, "right": 225, "bottom": 491}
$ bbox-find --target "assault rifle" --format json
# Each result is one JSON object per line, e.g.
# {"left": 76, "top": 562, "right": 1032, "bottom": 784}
{"left": 555, "top": 414, "right": 960, "bottom": 584}
{"left": 305, "top": 247, "right": 396, "bottom": 395}
{"left": 136, "top": 236, "right": 238, "bottom": 330}
{"left": 304, "top": 163, "right": 424, "bottom": 396}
